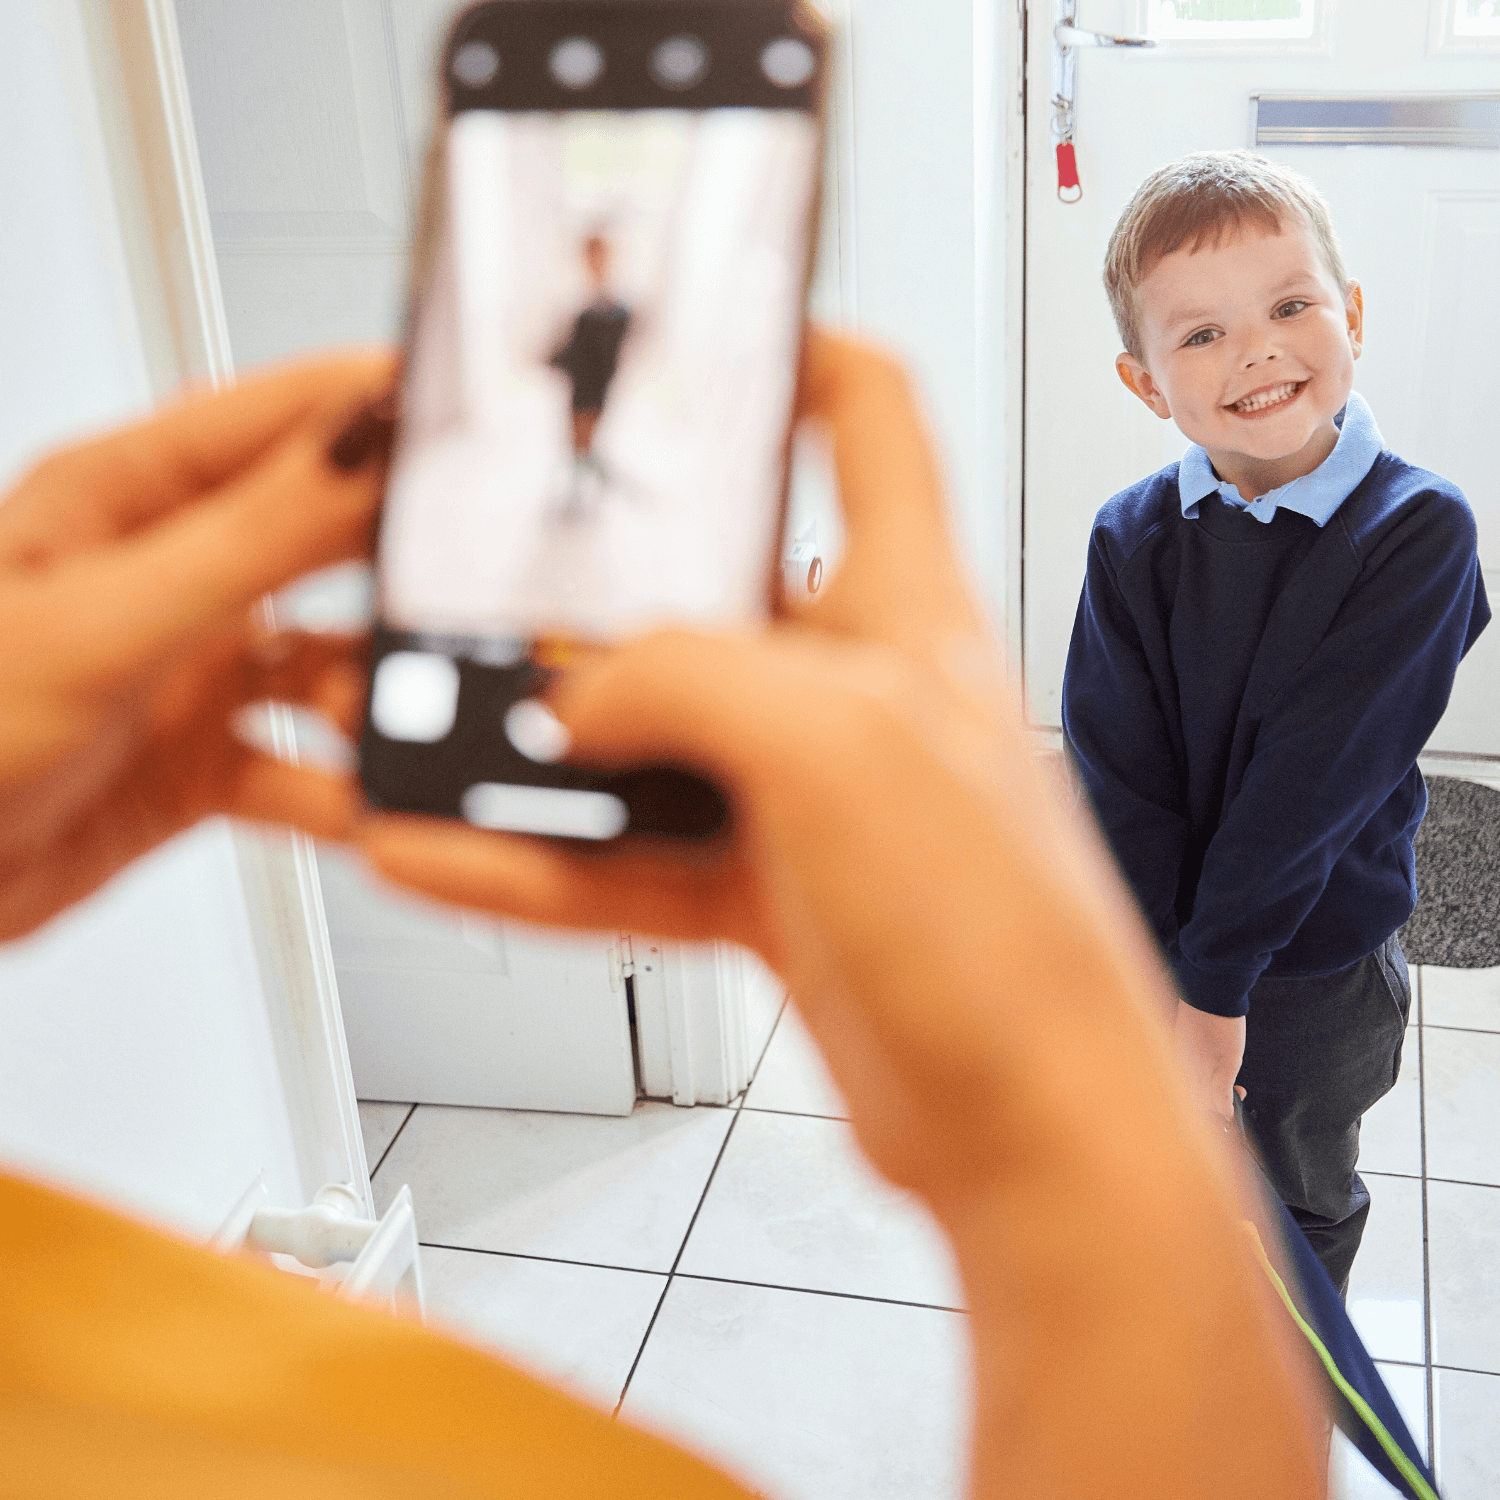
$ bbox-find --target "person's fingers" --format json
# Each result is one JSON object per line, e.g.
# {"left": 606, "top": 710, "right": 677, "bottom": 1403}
{"left": 224, "top": 753, "right": 362, "bottom": 841}
{"left": 549, "top": 629, "right": 847, "bottom": 794}
{"left": 794, "top": 329, "right": 981, "bottom": 643}
{"left": 48, "top": 424, "right": 388, "bottom": 677}
{"left": 242, "top": 632, "right": 369, "bottom": 737}
{"left": 0, "top": 353, "right": 396, "bottom": 564}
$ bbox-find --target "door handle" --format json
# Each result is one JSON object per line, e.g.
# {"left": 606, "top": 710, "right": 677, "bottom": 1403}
{"left": 1054, "top": 24, "right": 1154, "bottom": 49}
{"left": 1051, "top": 3, "right": 1157, "bottom": 202}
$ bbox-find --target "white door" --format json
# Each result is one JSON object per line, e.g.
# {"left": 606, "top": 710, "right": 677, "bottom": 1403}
{"left": 317, "top": 848, "right": 637, "bottom": 1114}
{"left": 1023, "top": 0, "right": 1500, "bottom": 758}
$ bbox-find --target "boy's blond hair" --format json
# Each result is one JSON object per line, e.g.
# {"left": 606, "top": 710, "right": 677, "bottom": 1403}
{"left": 1104, "top": 151, "right": 1348, "bottom": 361}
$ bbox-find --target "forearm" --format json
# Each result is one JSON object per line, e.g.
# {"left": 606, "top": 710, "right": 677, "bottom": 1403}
{"left": 934, "top": 981, "right": 1321, "bottom": 1499}
{"left": 945, "top": 1148, "right": 1323, "bottom": 1499}
{"left": 783, "top": 718, "right": 1323, "bottom": 1498}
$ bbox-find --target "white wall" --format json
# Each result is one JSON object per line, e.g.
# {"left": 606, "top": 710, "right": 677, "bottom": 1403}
{"left": 0, "top": 0, "right": 315, "bottom": 1238}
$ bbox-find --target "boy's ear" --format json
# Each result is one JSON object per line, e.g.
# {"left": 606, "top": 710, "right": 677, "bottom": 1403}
{"left": 1345, "top": 280, "right": 1364, "bottom": 361}
{"left": 1116, "top": 353, "right": 1172, "bottom": 419}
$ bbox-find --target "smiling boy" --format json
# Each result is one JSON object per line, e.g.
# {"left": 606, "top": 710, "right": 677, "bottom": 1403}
{"left": 1062, "top": 152, "right": 1490, "bottom": 1291}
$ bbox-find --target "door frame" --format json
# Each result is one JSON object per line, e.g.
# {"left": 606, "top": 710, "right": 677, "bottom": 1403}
{"left": 87, "top": 0, "right": 372, "bottom": 1213}
{"left": 996, "top": 0, "right": 1028, "bottom": 671}
{"left": 630, "top": 941, "right": 772, "bottom": 1106}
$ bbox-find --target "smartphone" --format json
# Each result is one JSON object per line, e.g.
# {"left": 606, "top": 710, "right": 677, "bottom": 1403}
{"left": 359, "top": 0, "right": 827, "bottom": 843}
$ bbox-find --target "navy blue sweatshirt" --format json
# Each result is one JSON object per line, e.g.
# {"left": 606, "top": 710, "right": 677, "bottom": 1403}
{"left": 1062, "top": 453, "right": 1490, "bottom": 1017}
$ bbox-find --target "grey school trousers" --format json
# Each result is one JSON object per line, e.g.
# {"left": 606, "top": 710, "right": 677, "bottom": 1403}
{"left": 1235, "top": 933, "right": 1412, "bottom": 1297}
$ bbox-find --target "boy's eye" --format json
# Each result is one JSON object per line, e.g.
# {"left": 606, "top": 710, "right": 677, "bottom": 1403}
{"left": 1182, "top": 328, "right": 1220, "bottom": 348}
{"left": 1274, "top": 299, "right": 1309, "bottom": 318}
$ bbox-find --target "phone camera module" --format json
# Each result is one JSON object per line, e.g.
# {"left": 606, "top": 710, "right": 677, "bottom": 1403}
{"left": 651, "top": 35, "right": 709, "bottom": 90}
{"left": 550, "top": 36, "right": 604, "bottom": 89}
{"left": 760, "top": 37, "right": 816, "bottom": 89}
{"left": 451, "top": 40, "right": 499, "bottom": 88}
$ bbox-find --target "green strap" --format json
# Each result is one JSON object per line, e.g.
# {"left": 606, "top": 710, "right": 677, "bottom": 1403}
{"left": 1242, "top": 1224, "right": 1437, "bottom": 1500}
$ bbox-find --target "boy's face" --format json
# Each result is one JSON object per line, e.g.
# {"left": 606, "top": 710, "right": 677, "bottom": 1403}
{"left": 1116, "top": 216, "right": 1363, "bottom": 471}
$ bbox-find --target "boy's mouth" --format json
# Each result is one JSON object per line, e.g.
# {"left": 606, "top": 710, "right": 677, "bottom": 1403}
{"left": 1224, "top": 380, "right": 1305, "bottom": 416}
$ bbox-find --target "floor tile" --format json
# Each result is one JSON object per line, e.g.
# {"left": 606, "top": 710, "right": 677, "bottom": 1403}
{"left": 1433, "top": 1367, "right": 1500, "bottom": 1500}
{"left": 1421, "top": 967, "right": 1500, "bottom": 1033}
{"left": 622, "top": 1277, "right": 970, "bottom": 1500}
{"left": 744, "top": 1003, "right": 848, "bottom": 1119}
{"left": 1423, "top": 1027, "right": 1500, "bottom": 1187}
{"left": 418, "top": 1245, "right": 664, "bottom": 1410}
{"left": 677, "top": 1109, "right": 962, "bottom": 1308}
{"left": 1330, "top": 1362, "right": 1429, "bottom": 1500}
{"left": 357, "top": 1100, "right": 411, "bottom": 1174}
{"left": 1426, "top": 1179, "right": 1500, "bottom": 1376}
{"left": 1359, "top": 1042, "right": 1423, "bottom": 1179}
{"left": 374, "top": 1101, "right": 734, "bottom": 1271}
{"left": 1348, "top": 1174, "right": 1426, "bottom": 1365}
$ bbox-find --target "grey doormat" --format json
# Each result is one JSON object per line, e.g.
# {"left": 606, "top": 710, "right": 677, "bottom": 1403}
{"left": 1400, "top": 775, "right": 1500, "bottom": 968}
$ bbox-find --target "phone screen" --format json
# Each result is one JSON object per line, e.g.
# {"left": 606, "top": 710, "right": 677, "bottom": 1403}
{"left": 360, "top": 4, "right": 825, "bottom": 840}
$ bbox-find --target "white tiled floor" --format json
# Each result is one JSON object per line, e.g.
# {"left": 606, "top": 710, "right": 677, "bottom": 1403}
{"left": 362, "top": 965, "right": 1499, "bottom": 1500}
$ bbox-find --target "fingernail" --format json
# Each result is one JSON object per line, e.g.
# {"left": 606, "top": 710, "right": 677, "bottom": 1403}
{"left": 327, "top": 395, "right": 396, "bottom": 472}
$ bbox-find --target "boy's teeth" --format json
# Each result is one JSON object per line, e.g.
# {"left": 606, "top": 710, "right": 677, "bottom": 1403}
{"left": 1232, "top": 382, "right": 1299, "bottom": 412}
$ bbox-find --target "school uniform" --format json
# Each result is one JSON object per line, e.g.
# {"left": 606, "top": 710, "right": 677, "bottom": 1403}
{"left": 1062, "top": 393, "right": 1490, "bottom": 1290}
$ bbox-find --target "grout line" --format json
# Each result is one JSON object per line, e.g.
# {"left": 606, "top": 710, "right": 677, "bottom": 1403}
{"left": 673, "top": 1271, "right": 966, "bottom": 1316}
{"left": 369, "top": 1103, "right": 417, "bottom": 1181}
{"left": 1355, "top": 1170, "right": 1500, "bottom": 1190}
{"left": 744, "top": 998, "right": 790, "bottom": 1095}
{"left": 741, "top": 1103, "right": 851, "bottom": 1124}
{"left": 612, "top": 1104, "right": 747, "bottom": 1418}
{"left": 727, "top": 997, "right": 790, "bottom": 1109}
{"left": 1417, "top": 968, "right": 1436, "bottom": 1476}
{"left": 417, "top": 1242, "right": 667, "bottom": 1278}
{"left": 1418, "top": 1021, "right": 1500, "bottom": 1037}
{"left": 415, "top": 1240, "right": 969, "bottom": 1317}
{"left": 1359, "top": 1357, "right": 1500, "bottom": 1379}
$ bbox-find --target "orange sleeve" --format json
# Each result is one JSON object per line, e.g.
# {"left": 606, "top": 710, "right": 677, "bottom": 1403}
{"left": 0, "top": 1171, "right": 756, "bottom": 1500}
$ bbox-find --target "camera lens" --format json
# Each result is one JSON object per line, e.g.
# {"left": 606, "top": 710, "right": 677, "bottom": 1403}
{"left": 651, "top": 35, "right": 709, "bottom": 90}
{"left": 451, "top": 40, "right": 499, "bottom": 88}
{"left": 761, "top": 37, "right": 816, "bottom": 88}
{"left": 550, "top": 36, "right": 604, "bottom": 89}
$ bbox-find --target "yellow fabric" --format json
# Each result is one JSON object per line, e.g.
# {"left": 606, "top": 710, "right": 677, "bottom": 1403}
{"left": 0, "top": 1171, "right": 754, "bottom": 1498}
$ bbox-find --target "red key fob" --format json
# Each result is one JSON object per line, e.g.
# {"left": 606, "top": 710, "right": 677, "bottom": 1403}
{"left": 1056, "top": 142, "right": 1081, "bottom": 203}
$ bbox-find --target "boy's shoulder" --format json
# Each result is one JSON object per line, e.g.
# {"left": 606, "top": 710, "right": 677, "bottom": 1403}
{"left": 1090, "top": 462, "right": 1183, "bottom": 561}
{"left": 1338, "top": 451, "right": 1479, "bottom": 560}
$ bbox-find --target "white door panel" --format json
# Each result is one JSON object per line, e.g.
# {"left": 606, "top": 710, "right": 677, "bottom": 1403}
{"left": 1024, "top": 0, "right": 1500, "bottom": 756}
{"left": 317, "top": 849, "right": 637, "bottom": 1115}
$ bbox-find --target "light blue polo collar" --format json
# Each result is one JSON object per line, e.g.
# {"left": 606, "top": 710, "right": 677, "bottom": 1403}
{"left": 1178, "top": 390, "right": 1384, "bottom": 527}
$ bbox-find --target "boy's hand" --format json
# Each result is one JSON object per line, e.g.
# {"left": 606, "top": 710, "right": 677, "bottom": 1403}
{"left": 1174, "top": 1000, "right": 1247, "bottom": 1124}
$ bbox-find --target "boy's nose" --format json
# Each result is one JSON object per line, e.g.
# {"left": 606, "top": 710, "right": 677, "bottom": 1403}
{"left": 1235, "top": 330, "right": 1283, "bottom": 367}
